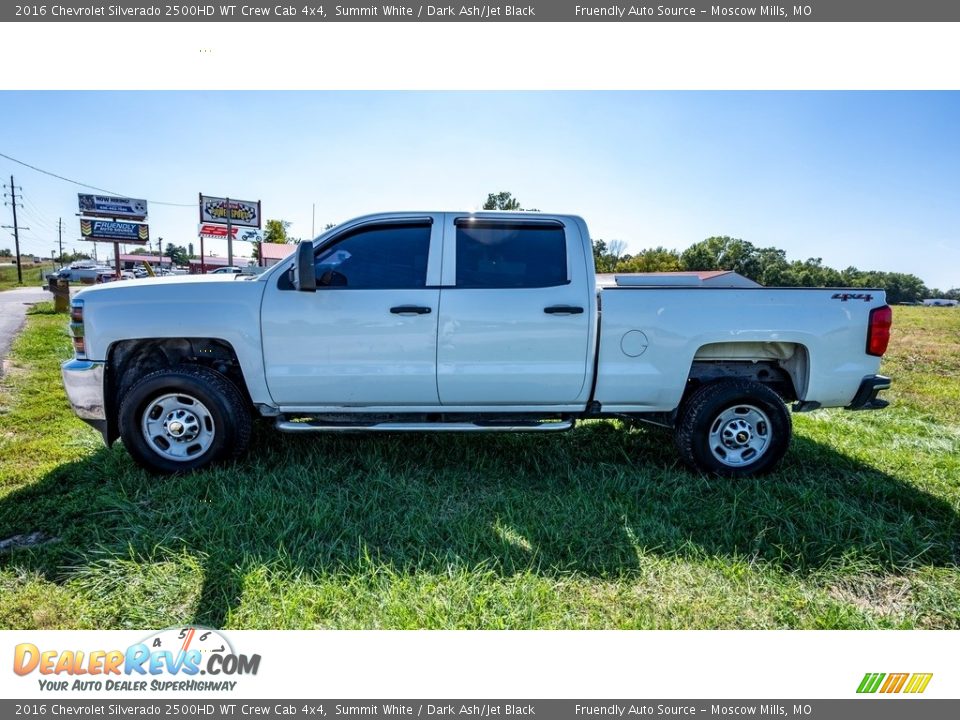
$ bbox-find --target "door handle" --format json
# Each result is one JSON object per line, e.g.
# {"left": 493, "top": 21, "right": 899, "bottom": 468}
{"left": 544, "top": 305, "right": 584, "bottom": 315}
{"left": 390, "top": 305, "right": 432, "bottom": 315}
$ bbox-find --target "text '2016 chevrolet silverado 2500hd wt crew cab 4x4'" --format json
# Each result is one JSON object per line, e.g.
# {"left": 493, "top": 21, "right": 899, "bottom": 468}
{"left": 61, "top": 212, "right": 893, "bottom": 476}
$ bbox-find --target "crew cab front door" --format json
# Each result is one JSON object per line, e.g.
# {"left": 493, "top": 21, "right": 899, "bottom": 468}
{"left": 261, "top": 216, "right": 442, "bottom": 407}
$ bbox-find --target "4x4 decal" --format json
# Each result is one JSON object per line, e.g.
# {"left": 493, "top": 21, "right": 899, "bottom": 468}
{"left": 832, "top": 292, "right": 874, "bottom": 302}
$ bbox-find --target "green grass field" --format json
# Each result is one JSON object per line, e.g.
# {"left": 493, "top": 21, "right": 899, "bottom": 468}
{"left": 0, "top": 263, "right": 53, "bottom": 292}
{"left": 0, "top": 304, "right": 957, "bottom": 629}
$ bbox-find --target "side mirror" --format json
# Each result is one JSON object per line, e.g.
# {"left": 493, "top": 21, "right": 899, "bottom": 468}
{"left": 291, "top": 240, "right": 316, "bottom": 292}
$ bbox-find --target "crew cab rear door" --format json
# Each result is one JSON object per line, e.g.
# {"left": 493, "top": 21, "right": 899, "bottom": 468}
{"left": 436, "top": 215, "right": 592, "bottom": 406}
{"left": 260, "top": 215, "right": 442, "bottom": 407}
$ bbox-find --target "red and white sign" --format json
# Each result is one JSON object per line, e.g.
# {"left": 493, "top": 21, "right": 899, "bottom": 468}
{"left": 198, "top": 223, "right": 262, "bottom": 242}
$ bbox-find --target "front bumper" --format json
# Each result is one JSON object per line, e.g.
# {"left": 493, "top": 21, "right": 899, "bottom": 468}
{"left": 62, "top": 359, "right": 108, "bottom": 438}
{"left": 846, "top": 374, "right": 891, "bottom": 410}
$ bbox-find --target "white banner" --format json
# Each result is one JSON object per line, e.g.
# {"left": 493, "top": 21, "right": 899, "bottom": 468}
{"left": 1, "top": 630, "right": 955, "bottom": 700}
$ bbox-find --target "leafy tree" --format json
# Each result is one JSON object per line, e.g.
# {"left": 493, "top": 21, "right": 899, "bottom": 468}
{"left": 164, "top": 243, "right": 189, "bottom": 266}
{"left": 254, "top": 219, "right": 294, "bottom": 262}
{"left": 483, "top": 191, "right": 522, "bottom": 211}
{"left": 680, "top": 236, "right": 762, "bottom": 279}
{"left": 752, "top": 247, "right": 789, "bottom": 286}
{"left": 615, "top": 247, "right": 682, "bottom": 273}
{"left": 263, "top": 219, "right": 292, "bottom": 244}
{"left": 0, "top": 248, "right": 11, "bottom": 258}
{"left": 846, "top": 270, "right": 927, "bottom": 304}
{"left": 57, "top": 251, "right": 91, "bottom": 264}
{"left": 592, "top": 239, "right": 618, "bottom": 273}
{"left": 606, "top": 239, "right": 627, "bottom": 260}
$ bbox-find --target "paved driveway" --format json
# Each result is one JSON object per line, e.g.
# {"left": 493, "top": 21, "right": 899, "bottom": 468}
{"left": 0, "top": 285, "right": 54, "bottom": 374}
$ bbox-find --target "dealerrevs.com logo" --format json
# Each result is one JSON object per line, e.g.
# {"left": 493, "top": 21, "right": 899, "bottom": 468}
{"left": 13, "top": 627, "right": 261, "bottom": 693}
{"left": 857, "top": 672, "right": 933, "bottom": 694}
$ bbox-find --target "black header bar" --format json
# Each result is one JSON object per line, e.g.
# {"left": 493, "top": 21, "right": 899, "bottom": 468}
{"left": 5, "top": 1, "right": 960, "bottom": 22}
{"left": 2, "top": 700, "right": 960, "bottom": 720}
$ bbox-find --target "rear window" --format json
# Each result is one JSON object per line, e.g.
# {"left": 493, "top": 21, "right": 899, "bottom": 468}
{"left": 455, "top": 222, "right": 567, "bottom": 289}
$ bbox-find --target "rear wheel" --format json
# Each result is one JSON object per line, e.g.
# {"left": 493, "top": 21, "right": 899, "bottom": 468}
{"left": 675, "top": 379, "right": 791, "bottom": 477}
{"left": 118, "top": 365, "right": 251, "bottom": 474}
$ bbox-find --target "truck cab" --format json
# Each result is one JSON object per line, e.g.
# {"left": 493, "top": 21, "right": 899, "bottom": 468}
{"left": 262, "top": 212, "right": 597, "bottom": 411}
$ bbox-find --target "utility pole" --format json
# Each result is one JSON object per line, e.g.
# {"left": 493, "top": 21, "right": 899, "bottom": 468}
{"left": 58, "top": 217, "right": 63, "bottom": 268}
{"left": 2, "top": 175, "right": 27, "bottom": 284}
{"left": 226, "top": 197, "right": 233, "bottom": 267}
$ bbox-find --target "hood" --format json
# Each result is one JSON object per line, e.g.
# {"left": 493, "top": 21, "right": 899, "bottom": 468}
{"left": 74, "top": 272, "right": 260, "bottom": 299}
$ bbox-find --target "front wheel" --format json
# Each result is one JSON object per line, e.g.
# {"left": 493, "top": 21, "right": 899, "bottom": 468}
{"left": 118, "top": 365, "right": 252, "bottom": 474}
{"left": 674, "top": 379, "right": 792, "bottom": 478}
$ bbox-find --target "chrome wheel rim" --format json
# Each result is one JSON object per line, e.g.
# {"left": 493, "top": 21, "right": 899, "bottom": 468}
{"left": 141, "top": 393, "right": 215, "bottom": 462}
{"left": 708, "top": 404, "right": 771, "bottom": 467}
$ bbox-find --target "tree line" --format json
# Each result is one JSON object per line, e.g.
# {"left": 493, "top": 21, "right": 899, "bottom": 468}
{"left": 593, "top": 235, "right": 956, "bottom": 304}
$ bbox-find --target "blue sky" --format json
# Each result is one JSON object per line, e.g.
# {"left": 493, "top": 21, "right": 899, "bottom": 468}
{"left": 1, "top": 91, "right": 957, "bottom": 289}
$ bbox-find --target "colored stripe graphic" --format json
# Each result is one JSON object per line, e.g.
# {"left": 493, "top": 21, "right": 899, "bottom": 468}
{"left": 857, "top": 672, "right": 932, "bottom": 694}
{"left": 904, "top": 674, "right": 934, "bottom": 694}
{"left": 857, "top": 673, "right": 885, "bottom": 693}
{"left": 880, "top": 673, "right": 909, "bottom": 693}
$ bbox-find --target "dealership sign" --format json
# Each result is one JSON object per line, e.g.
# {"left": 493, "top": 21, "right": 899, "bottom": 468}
{"left": 198, "top": 223, "right": 263, "bottom": 242}
{"left": 80, "top": 219, "right": 149, "bottom": 243}
{"left": 199, "top": 195, "right": 261, "bottom": 228}
{"left": 78, "top": 194, "right": 148, "bottom": 220}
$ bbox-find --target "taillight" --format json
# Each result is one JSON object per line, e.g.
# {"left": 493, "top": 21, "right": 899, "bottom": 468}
{"left": 70, "top": 300, "right": 86, "bottom": 357}
{"left": 866, "top": 305, "right": 892, "bottom": 357}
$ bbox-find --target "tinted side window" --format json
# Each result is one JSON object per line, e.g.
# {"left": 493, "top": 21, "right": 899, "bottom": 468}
{"left": 314, "top": 223, "right": 430, "bottom": 289}
{"left": 456, "top": 223, "right": 567, "bottom": 289}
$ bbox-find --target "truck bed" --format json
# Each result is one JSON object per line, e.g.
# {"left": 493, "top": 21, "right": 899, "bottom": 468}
{"left": 593, "top": 284, "right": 886, "bottom": 413}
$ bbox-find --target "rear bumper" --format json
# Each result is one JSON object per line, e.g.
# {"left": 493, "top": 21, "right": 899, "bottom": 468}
{"left": 846, "top": 375, "right": 891, "bottom": 410}
{"left": 62, "top": 359, "right": 109, "bottom": 440}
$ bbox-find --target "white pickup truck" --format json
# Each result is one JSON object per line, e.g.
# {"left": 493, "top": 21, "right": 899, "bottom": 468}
{"left": 61, "top": 212, "right": 892, "bottom": 477}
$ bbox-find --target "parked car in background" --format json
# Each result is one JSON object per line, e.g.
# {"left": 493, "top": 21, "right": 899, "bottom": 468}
{"left": 210, "top": 266, "right": 243, "bottom": 275}
{"left": 47, "top": 263, "right": 114, "bottom": 284}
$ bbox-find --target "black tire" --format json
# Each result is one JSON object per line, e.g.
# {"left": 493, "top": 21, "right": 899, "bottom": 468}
{"left": 118, "top": 365, "right": 252, "bottom": 475}
{"left": 674, "top": 379, "right": 792, "bottom": 478}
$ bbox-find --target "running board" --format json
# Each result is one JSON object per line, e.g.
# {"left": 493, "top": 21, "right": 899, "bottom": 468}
{"left": 274, "top": 419, "right": 575, "bottom": 433}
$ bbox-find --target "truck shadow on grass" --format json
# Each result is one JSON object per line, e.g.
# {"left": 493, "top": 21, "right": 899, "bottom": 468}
{"left": 1, "top": 420, "right": 958, "bottom": 628}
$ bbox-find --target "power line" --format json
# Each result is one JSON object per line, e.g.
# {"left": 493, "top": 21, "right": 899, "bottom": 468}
{"left": 0, "top": 150, "right": 196, "bottom": 207}
{"left": 22, "top": 195, "right": 58, "bottom": 223}
{"left": 19, "top": 202, "right": 58, "bottom": 233}
{"left": 19, "top": 228, "right": 53, "bottom": 246}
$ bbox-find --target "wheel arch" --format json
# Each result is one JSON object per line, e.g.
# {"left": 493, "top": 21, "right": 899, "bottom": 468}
{"left": 104, "top": 338, "right": 252, "bottom": 445}
{"left": 686, "top": 341, "right": 810, "bottom": 403}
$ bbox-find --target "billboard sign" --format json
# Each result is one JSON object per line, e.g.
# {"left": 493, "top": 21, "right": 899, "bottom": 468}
{"left": 198, "top": 223, "right": 263, "bottom": 242}
{"left": 78, "top": 194, "right": 148, "bottom": 220}
{"left": 199, "top": 195, "right": 261, "bottom": 228}
{"left": 80, "top": 219, "right": 149, "bottom": 243}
